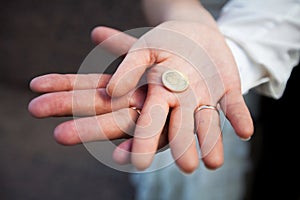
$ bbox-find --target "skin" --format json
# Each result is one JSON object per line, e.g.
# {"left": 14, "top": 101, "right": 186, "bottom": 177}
{"left": 28, "top": 0, "right": 254, "bottom": 173}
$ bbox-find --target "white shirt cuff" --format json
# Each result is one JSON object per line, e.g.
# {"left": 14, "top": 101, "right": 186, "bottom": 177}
{"left": 225, "top": 38, "right": 269, "bottom": 95}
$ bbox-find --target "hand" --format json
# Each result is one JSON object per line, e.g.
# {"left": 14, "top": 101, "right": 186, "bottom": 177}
{"left": 28, "top": 26, "right": 170, "bottom": 165}
{"left": 29, "top": 23, "right": 253, "bottom": 173}
{"left": 28, "top": 73, "right": 168, "bottom": 165}
{"left": 101, "top": 21, "right": 253, "bottom": 173}
{"left": 28, "top": 73, "right": 144, "bottom": 142}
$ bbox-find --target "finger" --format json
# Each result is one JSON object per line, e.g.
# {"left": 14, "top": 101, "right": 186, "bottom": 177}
{"left": 28, "top": 86, "right": 146, "bottom": 118}
{"left": 168, "top": 107, "right": 199, "bottom": 173}
{"left": 131, "top": 93, "right": 169, "bottom": 170}
{"left": 112, "top": 139, "right": 133, "bottom": 165}
{"left": 28, "top": 89, "right": 113, "bottom": 118}
{"left": 195, "top": 107, "right": 224, "bottom": 170}
{"left": 91, "top": 26, "right": 137, "bottom": 55}
{"left": 30, "top": 73, "right": 111, "bottom": 93}
{"left": 220, "top": 90, "right": 254, "bottom": 140}
{"left": 112, "top": 123, "right": 169, "bottom": 165}
{"left": 54, "top": 108, "right": 139, "bottom": 145}
{"left": 106, "top": 48, "right": 154, "bottom": 97}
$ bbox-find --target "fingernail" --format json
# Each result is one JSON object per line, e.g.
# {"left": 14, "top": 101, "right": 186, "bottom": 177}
{"left": 240, "top": 136, "right": 251, "bottom": 141}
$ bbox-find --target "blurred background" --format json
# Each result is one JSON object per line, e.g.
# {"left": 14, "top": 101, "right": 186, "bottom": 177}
{"left": 0, "top": 1, "right": 146, "bottom": 199}
{"left": 1, "top": 0, "right": 299, "bottom": 200}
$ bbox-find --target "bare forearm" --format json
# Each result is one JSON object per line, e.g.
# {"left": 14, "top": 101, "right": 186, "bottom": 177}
{"left": 141, "top": 0, "right": 218, "bottom": 29}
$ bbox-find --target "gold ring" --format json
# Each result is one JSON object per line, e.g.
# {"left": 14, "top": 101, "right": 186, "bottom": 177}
{"left": 195, "top": 105, "right": 219, "bottom": 115}
{"left": 130, "top": 107, "right": 141, "bottom": 115}
{"left": 162, "top": 70, "right": 189, "bottom": 93}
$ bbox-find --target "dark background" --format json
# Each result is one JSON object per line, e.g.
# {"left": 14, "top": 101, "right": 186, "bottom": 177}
{"left": 250, "top": 65, "right": 300, "bottom": 200}
{"left": 1, "top": 0, "right": 299, "bottom": 200}
{"left": 0, "top": 1, "right": 147, "bottom": 200}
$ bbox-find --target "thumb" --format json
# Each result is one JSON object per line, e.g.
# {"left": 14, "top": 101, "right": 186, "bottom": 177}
{"left": 91, "top": 26, "right": 137, "bottom": 55}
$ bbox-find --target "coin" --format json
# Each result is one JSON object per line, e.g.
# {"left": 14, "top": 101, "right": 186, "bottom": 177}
{"left": 162, "top": 70, "right": 189, "bottom": 92}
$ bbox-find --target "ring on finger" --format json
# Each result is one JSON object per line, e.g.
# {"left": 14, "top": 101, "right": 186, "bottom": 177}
{"left": 130, "top": 106, "right": 141, "bottom": 115}
{"left": 195, "top": 105, "right": 219, "bottom": 115}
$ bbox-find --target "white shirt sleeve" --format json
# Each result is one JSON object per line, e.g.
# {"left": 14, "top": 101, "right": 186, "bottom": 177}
{"left": 217, "top": 0, "right": 300, "bottom": 99}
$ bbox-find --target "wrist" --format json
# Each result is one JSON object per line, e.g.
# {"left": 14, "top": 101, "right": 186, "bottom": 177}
{"left": 142, "top": 0, "right": 219, "bottom": 31}
{"left": 163, "top": 5, "right": 219, "bottom": 30}
{"left": 168, "top": 4, "right": 218, "bottom": 29}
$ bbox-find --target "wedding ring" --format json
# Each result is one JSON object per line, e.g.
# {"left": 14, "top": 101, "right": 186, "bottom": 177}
{"left": 195, "top": 105, "right": 219, "bottom": 115}
{"left": 162, "top": 70, "right": 189, "bottom": 92}
{"left": 130, "top": 107, "right": 141, "bottom": 115}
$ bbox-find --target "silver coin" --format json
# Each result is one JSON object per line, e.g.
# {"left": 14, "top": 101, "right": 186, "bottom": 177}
{"left": 162, "top": 70, "right": 189, "bottom": 92}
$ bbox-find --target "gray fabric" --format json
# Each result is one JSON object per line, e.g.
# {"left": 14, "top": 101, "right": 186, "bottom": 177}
{"left": 201, "top": 0, "right": 229, "bottom": 18}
